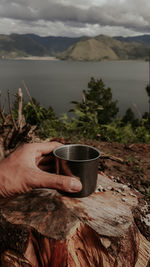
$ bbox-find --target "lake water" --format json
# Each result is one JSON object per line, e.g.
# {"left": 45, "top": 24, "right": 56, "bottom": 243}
{"left": 0, "top": 59, "right": 149, "bottom": 118}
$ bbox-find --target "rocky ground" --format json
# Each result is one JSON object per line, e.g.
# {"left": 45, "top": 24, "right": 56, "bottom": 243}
{"left": 83, "top": 140, "right": 150, "bottom": 201}
{"left": 97, "top": 142, "right": 150, "bottom": 195}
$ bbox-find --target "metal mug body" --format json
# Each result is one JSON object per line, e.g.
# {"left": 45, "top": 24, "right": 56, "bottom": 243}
{"left": 53, "top": 144, "right": 100, "bottom": 198}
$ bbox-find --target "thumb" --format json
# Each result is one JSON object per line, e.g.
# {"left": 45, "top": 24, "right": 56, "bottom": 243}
{"left": 32, "top": 169, "right": 82, "bottom": 193}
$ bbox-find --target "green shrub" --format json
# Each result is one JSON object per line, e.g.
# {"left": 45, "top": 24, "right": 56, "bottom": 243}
{"left": 70, "top": 77, "right": 119, "bottom": 126}
{"left": 100, "top": 121, "right": 136, "bottom": 143}
{"left": 38, "top": 119, "right": 60, "bottom": 138}
{"left": 135, "top": 125, "right": 150, "bottom": 143}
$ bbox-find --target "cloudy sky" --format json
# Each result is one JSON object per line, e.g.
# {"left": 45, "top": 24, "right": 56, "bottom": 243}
{"left": 0, "top": 0, "right": 150, "bottom": 37}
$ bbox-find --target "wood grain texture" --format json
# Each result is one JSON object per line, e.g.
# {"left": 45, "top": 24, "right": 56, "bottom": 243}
{"left": 0, "top": 173, "right": 149, "bottom": 267}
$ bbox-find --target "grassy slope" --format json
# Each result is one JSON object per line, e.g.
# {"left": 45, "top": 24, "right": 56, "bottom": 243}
{"left": 59, "top": 35, "right": 150, "bottom": 61}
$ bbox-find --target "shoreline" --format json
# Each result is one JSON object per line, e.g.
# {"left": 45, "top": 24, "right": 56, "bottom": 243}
{"left": 0, "top": 56, "right": 59, "bottom": 61}
{"left": 0, "top": 56, "right": 146, "bottom": 62}
{"left": 14, "top": 56, "right": 59, "bottom": 61}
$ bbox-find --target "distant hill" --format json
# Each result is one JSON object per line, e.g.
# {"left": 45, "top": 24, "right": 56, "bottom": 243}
{"left": 0, "top": 34, "right": 47, "bottom": 58}
{"left": 115, "top": 35, "right": 150, "bottom": 46}
{"left": 26, "top": 34, "right": 82, "bottom": 55}
{"left": 58, "top": 35, "right": 150, "bottom": 61}
{"left": 0, "top": 33, "right": 81, "bottom": 58}
{"left": 0, "top": 33, "right": 149, "bottom": 60}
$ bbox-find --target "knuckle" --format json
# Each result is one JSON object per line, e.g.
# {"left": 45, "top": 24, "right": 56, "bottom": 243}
{"left": 21, "top": 143, "right": 33, "bottom": 150}
{"left": 57, "top": 175, "right": 70, "bottom": 190}
{"left": 51, "top": 141, "right": 63, "bottom": 147}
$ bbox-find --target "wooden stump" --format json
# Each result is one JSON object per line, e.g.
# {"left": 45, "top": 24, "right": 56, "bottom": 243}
{"left": 0, "top": 173, "right": 149, "bottom": 267}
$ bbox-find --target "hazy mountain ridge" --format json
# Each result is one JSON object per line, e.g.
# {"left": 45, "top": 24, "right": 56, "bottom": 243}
{"left": 0, "top": 33, "right": 149, "bottom": 60}
{"left": 0, "top": 33, "right": 82, "bottom": 58}
{"left": 115, "top": 35, "right": 150, "bottom": 45}
{"left": 59, "top": 35, "right": 150, "bottom": 61}
{"left": 27, "top": 34, "right": 82, "bottom": 55}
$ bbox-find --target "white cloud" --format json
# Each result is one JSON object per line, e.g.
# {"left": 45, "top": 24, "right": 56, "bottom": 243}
{"left": 0, "top": 0, "right": 150, "bottom": 36}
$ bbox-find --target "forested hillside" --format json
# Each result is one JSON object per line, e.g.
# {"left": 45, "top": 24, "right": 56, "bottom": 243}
{"left": 0, "top": 33, "right": 150, "bottom": 60}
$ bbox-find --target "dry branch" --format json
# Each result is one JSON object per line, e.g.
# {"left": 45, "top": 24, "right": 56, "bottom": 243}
{"left": 0, "top": 88, "right": 36, "bottom": 153}
{"left": 7, "top": 90, "right": 17, "bottom": 130}
{"left": 17, "top": 88, "right": 23, "bottom": 132}
{"left": 101, "top": 152, "right": 124, "bottom": 163}
{"left": 0, "top": 89, "right": 5, "bottom": 122}
{"left": 22, "top": 81, "right": 37, "bottom": 115}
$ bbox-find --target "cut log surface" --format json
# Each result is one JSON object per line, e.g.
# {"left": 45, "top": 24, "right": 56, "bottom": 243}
{"left": 0, "top": 173, "right": 149, "bottom": 267}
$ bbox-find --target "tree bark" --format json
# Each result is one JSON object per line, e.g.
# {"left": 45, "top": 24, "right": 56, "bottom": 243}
{"left": 0, "top": 173, "right": 149, "bottom": 267}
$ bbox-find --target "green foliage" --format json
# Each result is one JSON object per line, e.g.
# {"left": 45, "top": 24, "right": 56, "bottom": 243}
{"left": 68, "top": 90, "right": 101, "bottom": 139}
{"left": 22, "top": 98, "right": 57, "bottom": 126}
{"left": 122, "top": 108, "right": 140, "bottom": 128}
{"left": 100, "top": 121, "right": 136, "bottom": 143}
{"left": 38, "top": 119, "right": 60, "bottom": 138}
{"left": 145, "top": 84, "right": 150, "bottom": 116}
{"left": 23, "top": 99, "right": 61, "bottom": 138}
{"left": 12, "top": 97, "right": 60, "bottom": 138}
{"left": 135, "top": 122, "right": 150, "bottom": 143}
{"left": 85, "top": 77, "right": 119, "bottom": 124}
{"left": 146, "top": 84, "right": 150, "bottom": 98}
{"left": 100, "top": 119, "right": 150, "bottom": 143}
{"left": 63, "top": 77, "right": 119, "bottom": 140}
{"left": 23, "top": 99, "right": 46, "bottom": 125}
{"left": 7, "top": 77, "right": 150, "bottom": 143}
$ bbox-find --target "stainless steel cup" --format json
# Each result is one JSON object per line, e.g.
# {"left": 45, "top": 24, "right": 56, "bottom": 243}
{"left": 53, "top": 144, "right": 100, "bottom": 197}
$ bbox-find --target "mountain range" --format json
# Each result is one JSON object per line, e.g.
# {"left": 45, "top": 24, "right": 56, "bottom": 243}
{"left": 0, "top": 33, "right": 150, "bottom": 61}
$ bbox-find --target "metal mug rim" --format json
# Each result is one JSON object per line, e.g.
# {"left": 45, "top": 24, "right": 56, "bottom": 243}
{"left": 53, "top": 144, "right": 100, "bottom": 162}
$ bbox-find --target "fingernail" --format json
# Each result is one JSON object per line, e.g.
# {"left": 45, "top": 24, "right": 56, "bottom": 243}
{"left": 70, "top": 178, "right": 82, "bottom": 192}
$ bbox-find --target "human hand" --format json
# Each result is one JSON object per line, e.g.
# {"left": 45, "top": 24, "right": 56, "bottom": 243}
{"left": 0, "top": 142, "right": 82, "bottom": 197}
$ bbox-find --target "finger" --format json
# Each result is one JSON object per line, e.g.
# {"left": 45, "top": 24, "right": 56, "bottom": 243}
{"left": 36, "top": 142, "right": 63, "bottom": 155}
{"left": 32, "top": 169, "right": 82, "bottom": 193}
